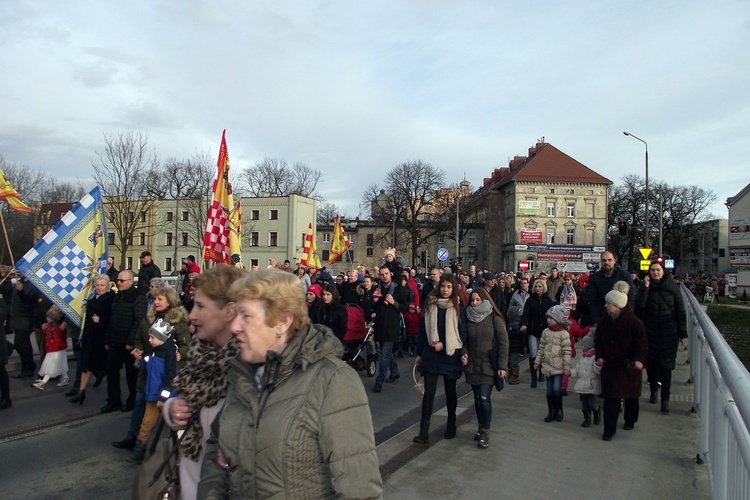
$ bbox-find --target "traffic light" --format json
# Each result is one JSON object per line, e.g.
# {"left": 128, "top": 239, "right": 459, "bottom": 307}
{"left": 655, "top": 255, "right": 664, "bottom": 265}
{"left": 618, "top": 221, "right": 629, "bottom": 236}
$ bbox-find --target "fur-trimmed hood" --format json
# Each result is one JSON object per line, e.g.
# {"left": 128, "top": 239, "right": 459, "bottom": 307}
{"left": 147, "top": 305, "right": 189, "bottom": 326}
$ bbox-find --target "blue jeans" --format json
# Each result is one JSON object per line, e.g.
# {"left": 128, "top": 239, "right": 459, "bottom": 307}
{"left": 376, "top": 341, "right": 398, "bottom": 384}
{"left": 527, "top": 335, "right": 539, "bottom": 360}
{"left": 546, "top": 374, "right": 563, "bottom": 397}
{"left": 471, "top": 384, "right": 493, "bottom": 430}
{"left": 127, "top": 392, "right": 146, "bottom": 438}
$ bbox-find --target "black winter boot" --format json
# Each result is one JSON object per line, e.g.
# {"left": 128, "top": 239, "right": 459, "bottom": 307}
{"left": 69, "top": 389, "right": 86, "bottom": 405}
{"left": 126, "top": 440, "right": 146, "bottom": 463}
{"left": 661, "top": 397, "right": 670, "bottom": 413}
{"left": 581, "top": 410, "right": 592, "bottom": 427}
{"left": 544, "top": 395, "right": 555, "bottom": 422}
{"left": 649, "top": 391, "right": 657, "bottom": 404}
{"left": 555, "top": 396, "right": 564, "bottom": 422}
{"left": 413, "top": 420, "right": 430, "bottom": 444}
{"left": 593, "top": 406, "right": 602, "bottom": 425}
{"left": 444, "top": 412, "right": 456, "bottom": 439}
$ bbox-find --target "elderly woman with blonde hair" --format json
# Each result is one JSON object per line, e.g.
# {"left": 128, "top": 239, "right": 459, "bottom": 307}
{"left": 198, "top": 269, "right": 382, "bottom": 499}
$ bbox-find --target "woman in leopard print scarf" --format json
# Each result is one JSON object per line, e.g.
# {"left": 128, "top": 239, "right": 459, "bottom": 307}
{"left": 162, "top": 264, "right": 248, "bottom": 500}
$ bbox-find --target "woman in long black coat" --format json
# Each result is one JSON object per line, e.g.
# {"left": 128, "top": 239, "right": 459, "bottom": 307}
{"left": 520, "top": 279, "right": 554, "bottom": 387}
{"left": 314, "top": 285, "right": 348, "bottom": 344}
{"left": 635, "top": 261, "right": 687, "bottom": 413}
{"left": 595, "top": 281, "right": 648, "bottom": 441}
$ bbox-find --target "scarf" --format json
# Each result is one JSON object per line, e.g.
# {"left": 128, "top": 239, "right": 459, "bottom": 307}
{"left": 170, "top": 335, "right": 239, "bottom": 461}
{"left": 427, "top": 298, "right": 462, "bottom": 356}
{"left": 559, "top": 284, "right": 577, "bottom": 311}
{"left": 466, "top": 299, "right": 492, "bottom": 323}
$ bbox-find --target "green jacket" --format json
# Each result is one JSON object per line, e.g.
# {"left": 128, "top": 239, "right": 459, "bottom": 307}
{"left": 198, "top": 323, "right": 382, "bottom": 499}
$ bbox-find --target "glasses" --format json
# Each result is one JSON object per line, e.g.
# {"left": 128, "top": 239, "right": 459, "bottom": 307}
{"left": 116, "top": 278, "right": 132, "bottom": 283}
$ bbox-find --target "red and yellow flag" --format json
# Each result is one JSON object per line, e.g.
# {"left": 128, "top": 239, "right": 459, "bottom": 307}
{"left": 328, "top": 215, "right": 351, "bottom": 264}
{"left": 300, "top": 223, "right": 322, "bottom": 270}
{"left": 0, "top": 168, "right": 32, "bottom": 214}
{"left": 203, "top": 130, "right": 241, "bottom": 265}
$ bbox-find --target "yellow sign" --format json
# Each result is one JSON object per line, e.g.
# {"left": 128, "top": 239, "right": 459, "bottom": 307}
{"left": 639, "top": 248, "right": 653, "bottom": 260}
{"left": 640, "top": 259, "right": 651, "bottom": 271}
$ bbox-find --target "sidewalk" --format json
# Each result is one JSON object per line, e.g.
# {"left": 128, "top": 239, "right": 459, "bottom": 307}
{"left": 378, "top": 348, "right": 710, "bottom": 499}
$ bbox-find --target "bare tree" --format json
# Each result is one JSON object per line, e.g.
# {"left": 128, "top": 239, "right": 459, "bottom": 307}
{"left": 0, "top": 156, "right": 48, "bottom": 264}
{"left": 362, "top": 160, "right": 446, "bottom": 266}
{"left": 92, "top": 131, "right": 159, "bottom": 269}
{"left": 239, "top": 157, "right": 323, "bottom": 199}
{"left": 317, "top": 202, "right": 340, "bottom": 225}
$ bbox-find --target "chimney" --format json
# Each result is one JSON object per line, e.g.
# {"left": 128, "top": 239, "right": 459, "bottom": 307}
{"left": 510, "top": 156, "right": 525, "bottom": 169}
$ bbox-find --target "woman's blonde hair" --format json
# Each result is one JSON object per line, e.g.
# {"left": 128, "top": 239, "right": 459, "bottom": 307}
{"left": 229, "top": 269, "right": 310, "bottom": 334}
{"left": 532, "top": 278, "right": 548, "bottom": 294}
{"left": 151, "top": 286, "right": 180, "bottom": 309}
{"left": 192, "top": 264, "right": 248, "bottom": 308}
{"left": 93, "top": 274, "right": 110, "bottom": 285}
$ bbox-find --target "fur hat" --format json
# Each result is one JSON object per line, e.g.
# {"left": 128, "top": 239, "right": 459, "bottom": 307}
{"left": 384, "top": 247, "right": 396, "bottom": 259}
{"left": 546, "top": 305, "right": 567, "bottom": 325}
{"left": 605, "top": 281, "right": 630, "bottom": 309}
{"left": 307, "top": 284, "right": 323, "bottom": 298}
{"left": 148, "top": 318, "right": 174, "bottom": 343}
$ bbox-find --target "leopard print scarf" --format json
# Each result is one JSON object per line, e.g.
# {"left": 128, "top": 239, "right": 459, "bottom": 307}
{"left": 171, "top": 335, "right": 238, "bottom": 461}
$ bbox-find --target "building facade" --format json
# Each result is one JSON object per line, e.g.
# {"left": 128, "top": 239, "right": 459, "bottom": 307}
{"left": 726, "top": 183, "right": 750, "bottom": 297}
{"left": 683, "top": 219, "right": 730, "bottom": 277}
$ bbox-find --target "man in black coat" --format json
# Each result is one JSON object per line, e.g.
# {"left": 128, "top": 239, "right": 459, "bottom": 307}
{"left": 420, "top": 268, "right": 442, "bottom": 306}
{"left": 372, "top": 266, "right": 409, "bottom": 393}
{"left": 9, "top": 277, "right": 36, "bottom": 378}
{"left": 137, "top": 251, "right": 161, "bottom": 294}
{"left": 101, "top": 270, "right": 147, "bottom": 414}
{"left": 588, "top": 251, "right": 635, "bottom": 324}
{"left": 481, "top": 272, "right": 507, "bottom": 317}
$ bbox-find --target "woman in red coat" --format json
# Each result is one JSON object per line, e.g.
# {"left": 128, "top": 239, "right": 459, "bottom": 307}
{"left": 594, "top": 281, "right": 648, "bottom": 441}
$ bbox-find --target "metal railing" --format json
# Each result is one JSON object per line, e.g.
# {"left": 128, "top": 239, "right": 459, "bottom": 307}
{"left": 684, "top": 286, "right": 750, "bottom": 499}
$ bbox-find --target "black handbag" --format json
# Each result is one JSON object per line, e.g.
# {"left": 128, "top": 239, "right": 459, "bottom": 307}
{"left": 488, "top": 346, "right": 505, "bottom": 392}
{"left": 132, "top": 416, "right": 185, "bottom": 500}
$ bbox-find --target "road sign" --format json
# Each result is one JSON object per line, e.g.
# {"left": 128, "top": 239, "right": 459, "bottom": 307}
{"left": 437, "top": 247, "right": 450, "bottom": 262}
{"left": 640, "top": 259, "right": 651, "bottom": 271}
{"left": 518, "top": 260, "right": 530, "bottom": 271}
{"left": 639, "top": 248, "right": 653, "bottom": 260}
{"left": 665, "top": 259, "right": 675, "bottom": 269}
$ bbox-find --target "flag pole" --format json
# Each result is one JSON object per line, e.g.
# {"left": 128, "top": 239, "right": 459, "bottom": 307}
{"left": 0, "top": 210, "right": 17, "bottom": 273}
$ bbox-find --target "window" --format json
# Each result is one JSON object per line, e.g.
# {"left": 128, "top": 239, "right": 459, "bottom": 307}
{"left": 126, "top": 235, "right": 133, "bottom": 245}
{"left": 182, "top": 232, "right": 188, "bottom": 246}
{"left": 251, "top": 232, "right": 259, "bottom": 247}
{"left": 250, "top": 258, "right": 259, "bottom": 267}
{"left": 108, "top": 233, "right": 115, "bottom": 245}
{"left": 182, "top": 211, "right": 189, "bottom": 221}
{"left": 166, "top": 232, "right": 173, "bottom": 246}
{"left": 468, "top": 232, "right": 476, "bottom": 247}
{"left": 567, "top": 202, "right": 575, "bottom": 218}
{"left": 251, "top": 210, "right": 260, "bottom": 221}
{"left": 322, "top": 233, "right": 331, "bottom": 243}
{"left": 126, "top": 257, "right": 133, "bottom": 270}
{"left": 139, "top": 232, "right": 145, "bottom": 246}
{"left": 166, "top": 211, "right": 174, "bottom": 222}
{"left": 366, "top": 233, "right": 374, "bottom": 246}
{"left": 547, "top": 203, "right": 555, "bottom": 217}
{"left": 128, "top": 211, "right": 134, "bottom": 222}
{"left": 269, "top": 231, "right": 278, "bottom": 247}
{"left": 140, "top": 211, "right": 146, "bottom": 223}
{"left": 586, "top": 228, "right": 594, "bottom": 245}
{"left": 546, "top": 231, "right": 555, "bottom": 244}
{"left": 165, "top": 258, "right": 172, "bottom": 272}
{"left": 566, "top": 228, "right": 575, "bottom": 245}
{"left": 438, "top": 235, "right": 445, "bottom": 244}
{"left": 366, "top": 248, "right": 374, "bottom": 257}
{"left": 322, "top": 250, "right": 330, "bottom": 261}
{"left": 270, "top": 209, "right": 278, "bottom": 220}
{"left": 348, "top": 233, "right": 356, "bottom": 244}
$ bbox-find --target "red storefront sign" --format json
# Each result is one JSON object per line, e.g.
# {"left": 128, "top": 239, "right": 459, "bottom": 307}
{"left": 520, "top": 228, "right": 543, "bottom": 244}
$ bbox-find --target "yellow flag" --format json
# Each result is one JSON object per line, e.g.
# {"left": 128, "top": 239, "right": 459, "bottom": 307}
{"left": 0, "top": 168, "right": 32, "bottom": 214}
{"left": 328, "top": 215, "right": 351, "bottom": 264}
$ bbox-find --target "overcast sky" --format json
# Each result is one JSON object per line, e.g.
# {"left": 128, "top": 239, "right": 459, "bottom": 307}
{"left": 1, "top": 1, "right": 748, "bottom": 219}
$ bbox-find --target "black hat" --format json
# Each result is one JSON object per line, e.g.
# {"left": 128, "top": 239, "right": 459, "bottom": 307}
{"left": 140, "top": 251, "right": 151, "bottom": 258}
{"left": 482, "top": 272, "right": 496, "bottom": 281}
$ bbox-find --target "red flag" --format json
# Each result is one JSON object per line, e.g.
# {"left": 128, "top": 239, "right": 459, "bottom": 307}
{"left": 328, "top": 215, "right": 351, "bottom": 264}
{"left": 300, "top": 223, "right": 321, "bottom": 270}
{"left": 202, "top": 130, "right": 235, "bottom": 264}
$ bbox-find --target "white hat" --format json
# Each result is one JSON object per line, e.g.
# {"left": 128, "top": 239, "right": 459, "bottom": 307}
{"left": 605, "top": 281, "right": 630, "bottom": 309}
{"left": 148, "top": 318, "right": 174, "bottom": 343}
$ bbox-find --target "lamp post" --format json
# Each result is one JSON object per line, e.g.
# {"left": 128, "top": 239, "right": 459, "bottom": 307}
{"left": 392, "top": 206, "right": 397, "bottom": 249}
{"left": 623, "top": 132, "right": 649, "bottom": 249}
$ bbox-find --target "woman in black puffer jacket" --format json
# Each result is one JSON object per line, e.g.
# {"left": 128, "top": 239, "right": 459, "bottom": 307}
{"left": 314, "top": 284, "right": 348, "bottom": 344}
{"left": 521, "top": 279, "right": 554, "bottom": 388}
{"left": 635, "top": 261, "right": 687, "bottom": 413}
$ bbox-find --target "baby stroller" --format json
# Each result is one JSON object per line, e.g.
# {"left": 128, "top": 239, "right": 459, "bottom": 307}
{"left": 342, "top": 304, "right": 378, "bottom": 377}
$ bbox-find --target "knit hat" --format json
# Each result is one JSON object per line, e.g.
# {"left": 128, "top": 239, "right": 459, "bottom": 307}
{"left": 582, "top": 327, "right": 596, "bottom": 349}
{"left": 307, "top": 284, "right": 323, "bottom": 298}
{"left": 546, "top": 305, "right": 567, "bottom": 325}
{"left": 46, "top": 307, "right": 63, "bottom": 322}
{"left": 384, "top": 247, "right": 396, "bottom": 259}
{"left": 149, "top": 318, "right": 174, "bottom": 343}
{"left": 605, "top": 281, "right": 630, "bottom": 309}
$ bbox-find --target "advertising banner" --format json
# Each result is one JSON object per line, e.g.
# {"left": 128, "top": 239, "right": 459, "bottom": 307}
{"left": 538, "top": 251, "right": 582, "bottom": 262}
{"left": 519, "top": 200, "right": 541, "bottom": 215}
{"left": 520, "top": 228, "right": 543, "bottom": 244}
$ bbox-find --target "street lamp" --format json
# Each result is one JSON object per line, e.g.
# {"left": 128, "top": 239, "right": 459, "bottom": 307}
{"left": 623, "top": 132, "right": 649, "bottom": 249}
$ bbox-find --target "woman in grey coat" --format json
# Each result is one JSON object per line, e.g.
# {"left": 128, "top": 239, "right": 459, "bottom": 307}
{"left": 461, "top": 287, "right": 509, "bottom": 448}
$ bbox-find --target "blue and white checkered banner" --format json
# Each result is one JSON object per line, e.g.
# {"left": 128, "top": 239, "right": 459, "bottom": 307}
{"left": 16, "top": 186, "right": 108, "bottom": 328}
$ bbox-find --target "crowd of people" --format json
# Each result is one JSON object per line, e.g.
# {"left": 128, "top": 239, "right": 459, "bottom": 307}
{"left": 0, "top": 247, "right": 694, "bottom": 496}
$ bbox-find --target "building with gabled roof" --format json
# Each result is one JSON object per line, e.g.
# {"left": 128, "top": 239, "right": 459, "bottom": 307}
{"left": 465, "top": 140, "right": 612, "bottom": 273}
{"left": 726, "top": 182, "right": 750, "bottom": 297}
